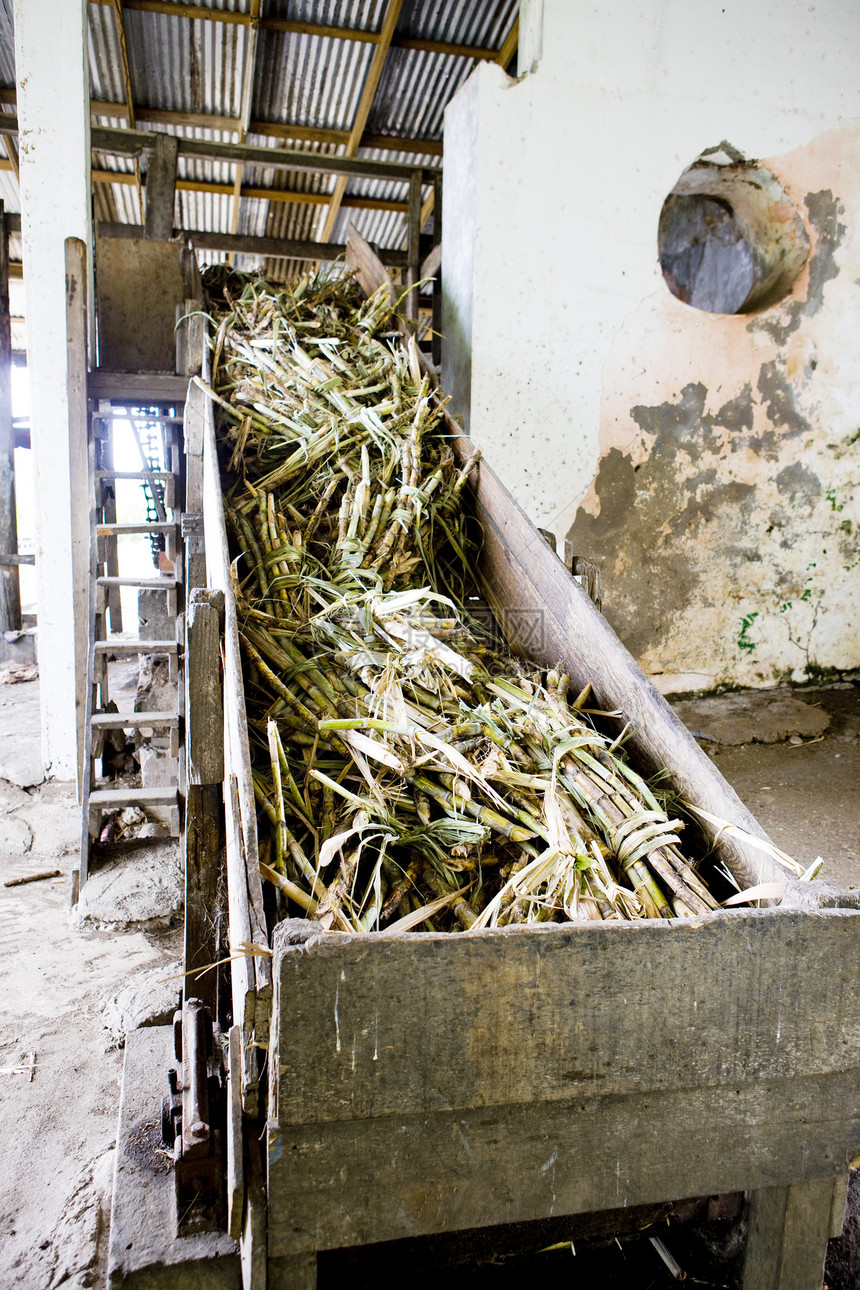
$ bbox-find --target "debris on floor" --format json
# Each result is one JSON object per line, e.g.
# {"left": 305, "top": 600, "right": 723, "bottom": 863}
{"left": 101, "top": 959, "right": 182, "bottom": 1050}
{"left": 671, "top": 687, "right": 831, "bottom": 745}
{"left": 72, "top": 841, "right": 183, "bottom": 931}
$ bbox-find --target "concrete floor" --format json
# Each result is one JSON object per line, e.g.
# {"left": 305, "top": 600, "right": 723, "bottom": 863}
{"left": 0, "top": 675, "right": 858, "bottom": 1287}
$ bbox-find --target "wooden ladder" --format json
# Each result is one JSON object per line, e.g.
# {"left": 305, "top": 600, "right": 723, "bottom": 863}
{"left": 79, "top": 375, "right": 191, "bottom": 891}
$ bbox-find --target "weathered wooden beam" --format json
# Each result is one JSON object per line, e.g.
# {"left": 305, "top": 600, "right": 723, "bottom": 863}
{"left": 90, "top": 1, "right": 504, "bottom": 62}
{"left": 743, "top": 1179, "right": 838, "bottom": 1290}
{"left": 183, "top": 588, "right": 226, "bottom": 1012}
{"left": 107, "top": 0, "right": 143, "bottom": 216}
{"left": 496, "top": 15, "right": 520, "bottom": 71}
{"left": 96, "top": 220, "right": 409, "bottom": 267}
{"left": 143, "top": 131, "right": 178, "bottom": 240}
{"left": 404, "top": 169, "right": 422, "bottom": 322}
{"left": 198, "top": 365, "right": 270, "bottom": 1111}
{"left": 87, "top": 370, "right": 189, "bottom": 401}
{"left": 0, "top": 201, "right": 18, "bottom": 632}
{"left": 91, "top": 121, "right": 439, "bottom": 181}
{"left": 431, "top": 172, "right": 443, "bottom": 364}
{"left": 93, "top": 168, "right": 411, "bottom": 214}
{"left": 267, "top": 910, "right": 860, "bottom": 1257}
{"left": 0, "top": 111, "right": 441, "bottom": 179}
{"left": 0, "top": 89, "right": 445, "bottom": 157}
{"left": 319, "top": 0, "right": 406, "bottom": 243}
{"left": 3, "top": 134, "right": 18, "bottom": 184}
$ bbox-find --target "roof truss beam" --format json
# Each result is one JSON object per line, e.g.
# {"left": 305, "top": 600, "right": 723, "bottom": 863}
{"left": 0, "top": 90, "right": 444, "bottom": 156}
{"left": 89, "top": 0, "right": 508, "bottom": 64}
{"left": 0, "top": 113, "right": 438, "bottom": 183}
{"left": 96, "top": 220, "right": 408, "bottom": 267}
{"left": 91, "top": 167, "right": 411, "bottom": 214}
{"left": 106, "top": 0, "right": 143, "bottom": 215}
{"left": 319, "top": 0, "right": 406, "bottom": 244}
{"left": 227, "top": 0, "right": 262, "bottom": 259}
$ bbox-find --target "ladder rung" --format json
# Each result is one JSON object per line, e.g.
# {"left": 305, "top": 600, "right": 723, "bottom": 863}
{"left": 95, "top": 470, "right": 177, "bottom": 481}
{"left": 97, "top": 576, "right": 180, "bottom": 589}
{"left": 92, "top": 411, "right": 183, "bottom": 424}
{"left": 94, "top": 639, "right": 178, "bottom": 654}
{"left": 89, "top": 787, "right": 180, "bottom": 808}
{"left": 91, "top": 710, "right": 179, "bottom": 730}
{"left": 97, "top": 522, "right": 179, "bottom": 537}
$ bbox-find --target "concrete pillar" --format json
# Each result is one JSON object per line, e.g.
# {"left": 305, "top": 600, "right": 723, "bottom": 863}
{"left": 14, "top": 0, "right": 92, "bottom": 786}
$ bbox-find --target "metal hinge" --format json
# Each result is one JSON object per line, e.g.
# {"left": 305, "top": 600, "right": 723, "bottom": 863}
{"left": 162, "top": 998, "right": 226, "bottom": 1235}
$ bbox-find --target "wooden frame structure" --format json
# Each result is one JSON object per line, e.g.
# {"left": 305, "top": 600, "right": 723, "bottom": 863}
{"left": 186, "top": 236, "right": 860, "bottom": 1289}
{"left": 2, "top": 3, "right": 518, "bottom": 288}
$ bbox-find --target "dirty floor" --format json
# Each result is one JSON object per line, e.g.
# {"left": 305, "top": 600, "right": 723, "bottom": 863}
{"left": 0, "top": 677, "right": 858, "bottom": 1288}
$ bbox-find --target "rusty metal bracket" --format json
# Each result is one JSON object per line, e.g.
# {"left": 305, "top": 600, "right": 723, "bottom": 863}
{"left": 162, "top": 997, "right": 227, "bottom": 1235}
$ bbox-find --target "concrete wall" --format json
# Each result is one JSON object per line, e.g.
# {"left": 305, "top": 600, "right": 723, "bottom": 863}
{"left": 441, "top": 0, "right": 860, "bottom": 693}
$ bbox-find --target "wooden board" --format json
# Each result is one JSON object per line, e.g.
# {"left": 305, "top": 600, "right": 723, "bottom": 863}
{"left": 267, "top": 909, "right": 860, "bottom": 1256}
{"left": 94, "top": 238, "right": 186, "bottom": 374}
{"left": 199, "top": 360, "right": 272, "bottom": 1111}
{"left": 88, "top": 371, "right": 189, "bottom": 401}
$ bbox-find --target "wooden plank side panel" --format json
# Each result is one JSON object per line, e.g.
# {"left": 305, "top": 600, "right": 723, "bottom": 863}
{"left": 186, "top": 590, "right": 224, "bottom": 786}
{"left": 268, "top": 911, "right": 860, "bottom": 1254}
{"left": 743, "top": 1179, "right": 837, "bottom": 1290}
{"left": 199, "top": 362, "right": 272, "bottom": 1057}
{"left": 451, "top": 429, "right": 793, "bottom": 895}
{"left": 269, "top": 911, "right": 860, "bottom": 1126}
{"left": 342, "top": 227, "right": 791, "bottom": 896}
{"left": 268, "top": 1072, "right": 860, "bottom": 1258}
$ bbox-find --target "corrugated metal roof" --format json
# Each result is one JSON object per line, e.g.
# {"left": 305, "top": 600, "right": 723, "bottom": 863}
{"left": 0, "top": 0, "right": 14, "bottom": 87}
{"left": 2, "top": 0, "right": 519, "bottom": 284}
{"left": 124, "top": 7, "right": 247, "bottom": 117}
{"left": 254, "top": 30, "right": 376, "bottom": 130}
{"left": 399, "top": 0, "right": 517, "bottom": 46}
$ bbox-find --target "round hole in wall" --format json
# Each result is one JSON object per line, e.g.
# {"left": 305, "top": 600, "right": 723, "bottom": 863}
{"left": 658, "top": 143, "right": 810, "bottom": 315}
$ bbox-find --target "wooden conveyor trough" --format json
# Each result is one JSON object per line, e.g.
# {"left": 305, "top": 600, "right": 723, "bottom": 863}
{"left": 119, "top": 234, "right": 860, "bottom": 1290}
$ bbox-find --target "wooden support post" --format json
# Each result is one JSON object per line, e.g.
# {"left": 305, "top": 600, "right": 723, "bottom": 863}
{"left": 431, "top": 170, "right": 442, "bottom": 367}
{"left": 405, "top": 168, "right": 422, "bottom": 322}
{"left": 743, "top": 1179, "right": 838, "bottom": 1290}
{"left": 183, "top": 374, "right": 207, "bottom": 594}
{"left": 183, "top": 784, "right": 223, "bottom": 1012}
{"left": 241, "top": 1125, "right": 269, "bottom": 1290}
{"left": 0, "top": 200, "right": 19, "bottom": 632}
{"left": 183, "top": 586, "right": 225, "bottom": 1011}
{"left": 226, "top": 1024, "right": 245, "bottom": 1243}
{"left": 144, "top": 131, "right": 178, "bottom": 241}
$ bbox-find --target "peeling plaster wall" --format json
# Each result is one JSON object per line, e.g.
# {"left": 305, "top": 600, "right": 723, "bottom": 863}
{"left": 573, "top": 138, "right": 860, "bottom": 692}
{"left": 441, "top": 0, "right": 860, "bottom": 693}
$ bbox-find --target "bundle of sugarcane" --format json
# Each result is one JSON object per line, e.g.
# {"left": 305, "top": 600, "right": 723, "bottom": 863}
{"left": 201, "top": 265, "right": 735, "bottom": 934}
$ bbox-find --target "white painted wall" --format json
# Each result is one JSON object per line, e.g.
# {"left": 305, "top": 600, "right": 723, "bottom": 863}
{"left": 442, "top": 0, "right": 860, "bottom": 691}
{"left": 443, "top": 0, "right": 860, "bottom": 536}
{"left": 14, "top": 0, "right": 92, "bottom": 783}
